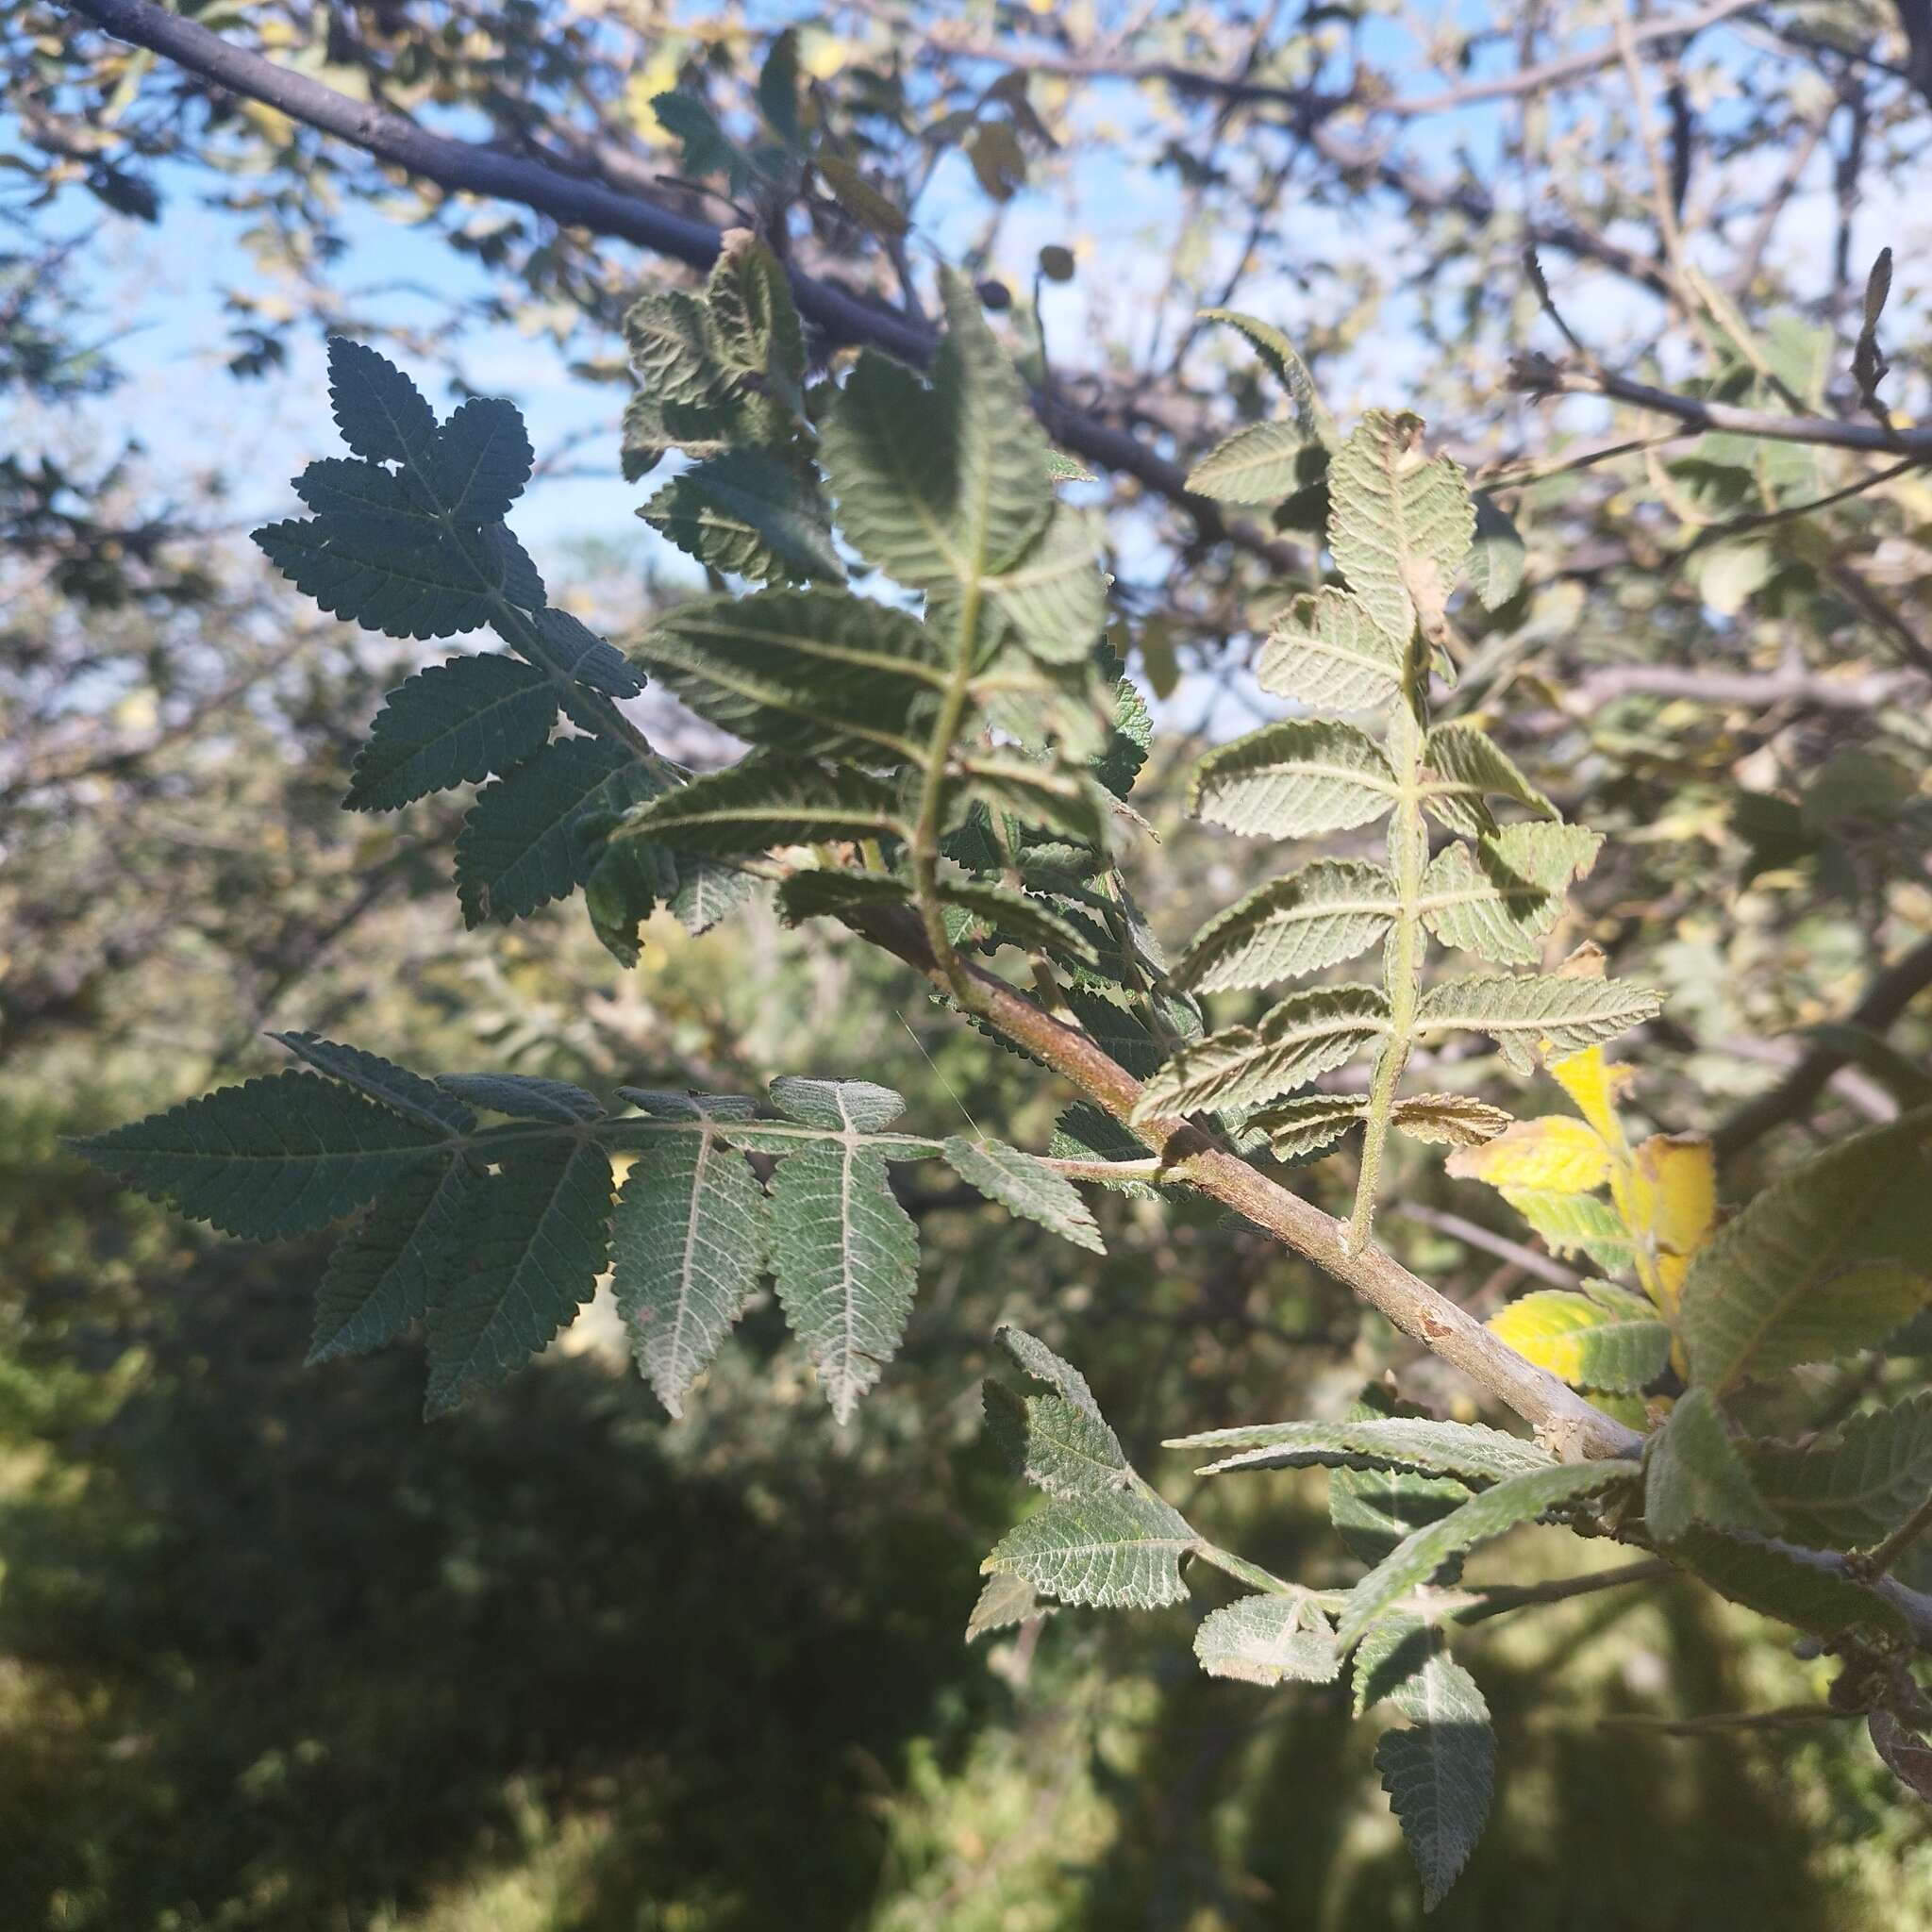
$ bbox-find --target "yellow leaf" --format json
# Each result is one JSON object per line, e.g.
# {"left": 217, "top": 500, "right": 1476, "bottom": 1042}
{"left": 1487, "top": 1290, "right": 1610, "bottom": 1385}
{"left": 1547, "top": 1045, "right": 1634, "bottom": 1148}
{"left": 1446, "top": 1116, "right": 1608, "bottom": 1193}
{"left": 1618, "top": 1133, "right": 1716, "bottom": 1321}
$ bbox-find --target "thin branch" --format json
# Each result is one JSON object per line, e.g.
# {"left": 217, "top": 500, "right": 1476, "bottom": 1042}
{"left": 1388, "top": 1203, "right": 1583, "bottom": 1290}
{"left": 1860, "top": 1491, "right": 1932, "bottom": 1580}
{"left": 1513, "top": 350, "right": 1932, "bottom": 456}
{"left": 1713, "top": 934, "right": 1932, "bottom": 1157}
{"left": 1453, "top": 1556, "right": 1676, "bottom": 1623}
{"left": 1562, "top": 662, "right": 1924, "bottom": 714}
{"left": 1598, "top": 1704, "right": 1857, "bottom": 1735}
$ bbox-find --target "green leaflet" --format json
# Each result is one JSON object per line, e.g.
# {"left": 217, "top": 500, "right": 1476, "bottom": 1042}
{"left": 1352, "top": 1612, "right": 1436, "bottom": 1716}
{"left": 625, "top": 286, "right": 737, "bottom": 408}
{"left": 1466, "top": 491, "right": 1526, "bottom": 608}
{"left": 425, "top": 397, "right": 534, "bottom": 523}
{"left": 1419, "top": 824, "right": 1604, "bottom": 965}
{"left": 964, "top": 1571, "right": 1045, "bottom": 1641}
{"left": 1664, "top": 1527, "right": 1908, "bottom": 1640}
{"left": 1008, "top": 1394, "right": 1131, "bottom": 1497}
{"left": 1418, "top": 724, "right": 1556, "bottom": 837}
{"left": 706, "top": 227, "right": 808, "bottom": 409}
{"left": 1680, "top": 1112, "right": 1932, "bottom": 1394}
{"left": 629, "top": 588, "right": 944, "bottom": 761}
{"left": 1487, "top": 1287, "right": 1671, "bottom": 1393}
{"left": 983, "top": 1487, "right": 1198, "bottom": 1609}
{"left": 255, "top": 515, "right": 502, "bottom": 641}
{"left": 308, "top": 1158, "right": 475, "bottom": 1365}
{"left": 1195, "top": 309, "right": 1338, "bottom": 448}
{"left": 271, "top": 1030, "right": 477, "bottom": 1135}
{"left": 1245, "top": 1094, "right": 1365, "bottom": 1160}
{"left": 1325, "top": 408, "right": 1474, "bottom": 646}
{"left": 585, "top": 834, "right": 666, "bottom": 967}
{"left": 1171, "top": 1417, "right": 1552, "bottom": 1485}
{"left": 768, "top": 1085, "right": 922, "bottom": 1422}
{"left": 1133, "top": 985, "right": 1390, "bottom": 1121}
{"left": 1185, "top": 420, "right": 1321, "bottom": 506}
{"left": 424, "top": 1140, "right": 615, "bottom": 1417}
{"left": 1337, "top": 1461, "right": 1635, "bottom": 1648}
{"left": 1174, "top": 858, "right": 1399, "bottom": 993}
{"left": 1331, "top": 1457, "right": 1473, "bottom": 1572}
{"left": 942, "top": 1137, "right": 1106, "bottom": 1254}
{"left": 526, "top": 608, "right": 645, "bottom": 698}
{"left": 1050, "top": 1104, "right": 1157, "bottom": 1195}
{"left": 1498, "top": 1189, "right": 1634, "bottom": 1271}
{"left": 456, "top": 738, "right": 665, "bottom": 927}
{"left": 1256, "top": 588, "right": 1409, "bottom": 712}
{"left": 1194, "top": 1594, "right": 1341, "bottom": 1686}
{"left": 1374, "top": 1647, "right": 1495, "bottom": 1912}
{"left": 71, "top": 1072, "right": 445, "bottom": 1241}
{"left": 1643, "top": 1388, "right": 1775, "bottom": 1541}
{"left": 327, "top": 336, "right": 438, "bottom": 466}
{"left": 1416, "top": 974, "right": 1663, "bottom": 1074}
{"left": 955, "top": 758, "right": 1112, "bottom": 852}
{"left": 671, "top": 856, "right": 763, "bottom": 935}
{"left": 343, "top": 655, "right": 557, "bottom": 811}
{"left": 619, "top": 757, "right": 906, "bottom": 854}
{"left": 1387, "top": 1093, "right": 1513, "bottom": 1147}
{"left": 610, "top": 1120, "right": 767, "bottom": 1418}
{"left": 437, "top": 1072, "right": 604, "bottom": 1123}
{"left": 820, "top": 269, "right": 1049, "bottom": 600}
{"left": 979, "top": 500, "right": 1108, "bottom": 667}
{"left": 1747, "top": 1393, "right": 1932, "bottom": 1549}
{"left": 641, "top": 447, "right": 844, "bottom": 585}
{"left": 996, "top": 1322, "right": 1114, "bottom": 1422}
{"left": 1189, "top": 719, "right": 1399, "bottom": 839}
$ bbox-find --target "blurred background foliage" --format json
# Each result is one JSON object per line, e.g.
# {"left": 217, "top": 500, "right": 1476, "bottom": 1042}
{"left": 7, "top": 0, "right": 1932, "bottom": 1925}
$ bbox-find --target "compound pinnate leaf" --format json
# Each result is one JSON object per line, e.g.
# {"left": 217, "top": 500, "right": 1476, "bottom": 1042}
{"left": 1172, "top": 1417, "right": 1552, "bottom": 1485}
{"left": 943, "top": 1137, "right": 1105, "bottom": 1254}
{"left": 1419, "top": 725, "right": 1556, "bottom": 837}
{"left": 271, "top": 1030, "right": 477, "bottom": 1136}
{"left": 436, "top": 1073, "right": 603, "bottom": 1123}
{"left": 1186, "top": 419, "right": 1319, "bottom": 506}
{"left": 456, "top": 738, "right": 662, "bottom": 927}
{"left": 327, "top": 337, "right": 437, "bottom": 466}
{"left": 1338, "top": 1461, "right": 1635, "bottom": 1647}
{"left": 424, "top": 1141, "right": 615, "bottom": 1417}
{"left": 309, "top": 1158, "right": 475, "bottom": 1364}
{"left": 768, "top": 1091, "right": 920, "bottom": 1421}
{"left": 631, "top": 588, "right": 943, "bottom": 761}
{"left": 1417, "top": 974, "right": 1662, "bottom": 1074}
{"left": 1680, "top": 1114, "right": 1932, "bottom": 1394}
{"left": 1748, "top": 1393, "right": 1932, "bottom": 1549}
{"left": 1174, "top": 858, "right": 1398, "bottom": 993}
{"left": 984, "top": 1488, "right": 1197, "bottom": 1608}
{"left": 1487, "top": 1289, "right": 1670, "bottom": 1393}
{"left": 642, "top": 447, "right": 844, "bottom": 585}
{"left": 1374, "top": 1650, "right": 1494, "bottom": 1911}
{"left": 821, "top": 269, "right": 1048, "bottom": 593}
{"left": 1644, "top": 1387, "right": 1775, "bottom": 1540}
{"left": 1420, "top": 824, "right": 1603, "bottom": 964}
{"left": 1189, "top": 719, "right": 1398, "bottom": 839}
{"left": 344, "top": 656, "right": 557, "bottom": 811}
{"left": 425, "top": 397, "right": 533, "bottom": 522}
{"left": 1194, "top": 1594, "right": 1341, "bottom": 1685}
{"left": 1134, "top": 985, "right": 1389, "bottom": 1122}
{"left": 72, "top": 1072, "right": 445, "bottom": 1241}
{"left": 611, "top": 1125, "right": 767, "bottom": 1417}
{"left": 1326, "top": 408, "right": 1474, "bottom": 646}
{"left": 619, "top": 758, "right": 907, "bottom": 855}
{"left": 1256, "top": 588, "right": 1408, "bottom": 712}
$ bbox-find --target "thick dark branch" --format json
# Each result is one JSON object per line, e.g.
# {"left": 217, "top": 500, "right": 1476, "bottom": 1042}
{"left": 59, "top": 0, "right": 1303, "bottom": 575}
{"left": 1714, "top": 933, "right": 1932, "bottom": 1157}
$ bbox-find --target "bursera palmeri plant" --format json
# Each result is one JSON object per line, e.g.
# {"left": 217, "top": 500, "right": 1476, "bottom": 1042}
{"left": 75, "top": 237, "right": 1932, "bottom": 1905}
